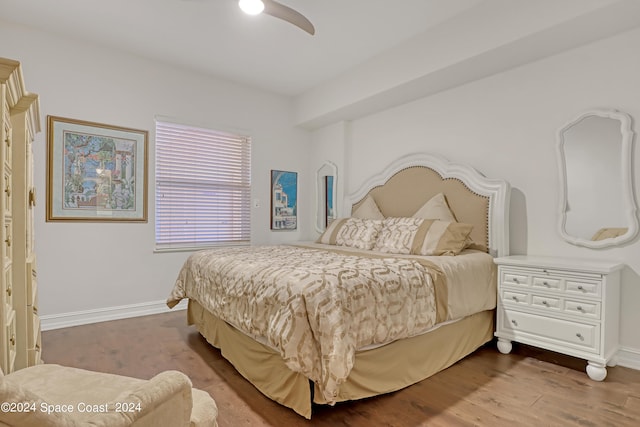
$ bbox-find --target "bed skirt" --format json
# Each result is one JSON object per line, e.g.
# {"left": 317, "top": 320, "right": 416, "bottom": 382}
{"left": 187, "top": 299, "right": 494, "bottom": 419}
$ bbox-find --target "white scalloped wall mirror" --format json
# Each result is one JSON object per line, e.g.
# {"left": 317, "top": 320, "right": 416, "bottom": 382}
{"left": 557, "top": 109, "right": 638, "bottom": 248}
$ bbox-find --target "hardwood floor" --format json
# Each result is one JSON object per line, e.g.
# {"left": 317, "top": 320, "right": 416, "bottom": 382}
{"left": 42, "top": 310, "right": 640, "bottom": 426}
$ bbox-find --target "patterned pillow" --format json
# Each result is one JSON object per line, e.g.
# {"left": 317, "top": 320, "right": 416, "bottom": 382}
{"left": 373, "top": 217, "right": 423, "bottom": 254}
{"left": 317, "top": 217, "right": 383, "bottom": 250}
{"left": 411, "top": 220, "right": 474, "bottom": 256}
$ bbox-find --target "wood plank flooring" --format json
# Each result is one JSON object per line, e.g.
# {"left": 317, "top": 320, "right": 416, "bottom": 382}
{"left": 42, "top": 310, "right": 640, "bottom": 426}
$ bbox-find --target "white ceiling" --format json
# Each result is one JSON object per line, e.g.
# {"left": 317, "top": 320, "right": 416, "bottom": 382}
{"left": 0, "top": 0, "right": 483, "bottom": 95}
{"left": 2, "top": 0, "right": 640, "bottom": 128}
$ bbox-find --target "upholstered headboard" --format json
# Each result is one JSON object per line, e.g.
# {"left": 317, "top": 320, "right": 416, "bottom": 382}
{"left": 345, "top": 153, "right": 510, "bottom": 257}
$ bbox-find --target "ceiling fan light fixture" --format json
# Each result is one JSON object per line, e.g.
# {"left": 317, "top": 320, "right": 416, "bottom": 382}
{"left": 239, "top": 0, "right": 265, "bottom": 16}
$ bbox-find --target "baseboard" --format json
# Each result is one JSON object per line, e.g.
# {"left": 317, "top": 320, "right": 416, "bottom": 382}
{"left": 616, "top": 346, "right": 640, "bottom": 371}
{"left": 40, "top": 299, "right": 188, "bottom": 331}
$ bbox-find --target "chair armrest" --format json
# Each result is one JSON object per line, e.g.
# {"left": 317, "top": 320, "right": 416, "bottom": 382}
{"left": 0, "top": 377, "right": 75, "bottom": 427}
{"left": 81, "top": 370, "right": 194, "bottom": 427}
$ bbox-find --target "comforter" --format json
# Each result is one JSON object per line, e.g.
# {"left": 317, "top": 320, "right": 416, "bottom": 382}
{"left": 167, "top": 245, "right": 448, "bottom": 404}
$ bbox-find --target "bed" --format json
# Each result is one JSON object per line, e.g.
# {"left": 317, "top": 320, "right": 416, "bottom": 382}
{"left": 167, "top": 152, "right": 510, "bottom": 418}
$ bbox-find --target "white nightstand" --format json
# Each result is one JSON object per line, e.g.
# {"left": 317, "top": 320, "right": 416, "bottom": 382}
{"left": 493, "top": 255, "right": 623, "bottom": 381}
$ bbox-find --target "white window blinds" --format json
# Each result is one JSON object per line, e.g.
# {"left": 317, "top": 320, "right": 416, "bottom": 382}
{"left": 155, "top": 120, "right": 251, "bottom": 250}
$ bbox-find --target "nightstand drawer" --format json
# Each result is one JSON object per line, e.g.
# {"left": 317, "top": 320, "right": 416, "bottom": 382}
{"left": 502, "top": 289, "right": 530, "bottom": 305}
{"left": 502, "top": 309, "right": 598, "bottom": 352}
{"left": 566, "top": 280, "right": 601, "bottom": 297}
{"left": 531, "top": 294, "right": 561, "bottom": 310}
{"left": 532, "top": 276, "right": 561, "bottom": 291}
{"left": 502, "top": 272, "right": 530, "bottom": 286}
{"left": 565, "top": 299, "right": 600, "bottom": 319}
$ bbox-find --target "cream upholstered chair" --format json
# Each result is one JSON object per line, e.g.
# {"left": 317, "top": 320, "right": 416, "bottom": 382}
{"left": 0, "top": 364, "right": 218, "bottom": 427}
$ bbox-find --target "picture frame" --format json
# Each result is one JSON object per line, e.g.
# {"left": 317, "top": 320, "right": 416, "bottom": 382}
{"left": 46, "top": 116, "right": 148, "bottom": 222}
{"left": 271, "top": 170, "right": 297, "bottom": 230}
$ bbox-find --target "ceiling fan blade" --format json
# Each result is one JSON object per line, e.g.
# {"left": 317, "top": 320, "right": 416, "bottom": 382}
{"left": 263, "top": 0, "right": 315, "bottom": 35}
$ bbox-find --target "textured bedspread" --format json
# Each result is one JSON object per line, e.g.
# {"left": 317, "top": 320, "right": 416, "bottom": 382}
{"left": 167, "top": 245, "right": 446, "bottom": 404}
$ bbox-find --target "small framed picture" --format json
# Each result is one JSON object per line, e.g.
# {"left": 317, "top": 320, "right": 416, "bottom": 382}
{"left": 271, "top": 170, "right": 297, "bottom": 230}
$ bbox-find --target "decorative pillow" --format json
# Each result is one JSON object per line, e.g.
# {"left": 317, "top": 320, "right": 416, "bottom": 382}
{"left": 412, "top": 193, "right": 457, "bottom": 222}
{"left": 317, "top": 217, "right": 383, "bottom": 250}
{"left": 411, "top": 220, "right": 474, "bottom": 256}
{"left": 352, "top": 195, "right": 385, "bottom": 220}
{"left": 316, "top": 218, "right": 344, "bottom": 244}
{"left": 373, "top": 217, "right": 423, "bottom": 254}
{"left": 591, "top": 227, "right": 627, "bottom": 241}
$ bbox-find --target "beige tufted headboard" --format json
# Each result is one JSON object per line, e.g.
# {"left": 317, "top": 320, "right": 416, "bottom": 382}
{"left": 346, "top": 153, "right": 511, "bottom": 257}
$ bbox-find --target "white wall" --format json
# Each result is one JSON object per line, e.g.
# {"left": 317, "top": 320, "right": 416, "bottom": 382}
{"left": 312, "top": 27, "right": 640, "bottom": 364}
{"left": 295, "top": 0, "right": 640, "bottom": 129}
{"left": 0, "top": 21, "right": 311, "bottom": 321}
{"left": 308, "top": 121, "right": 349, "bottom": 231}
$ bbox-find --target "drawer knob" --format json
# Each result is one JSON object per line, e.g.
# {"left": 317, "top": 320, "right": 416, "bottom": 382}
{"left": 577, "top": 306, "right": 583, "bottom": 312}
{"left": 4, "top": 236, "right": 10, "bottom": 247}
{"left": 542, "top": 300, "right": 548, "bottom": 306}
{"left": 4, "top": 184, "right": 9, "bottom": 197}
{"left": 512, "top": 278, "right": 519, "bottom": 283}
{"left": 543, "top": 281, "right": 550, "bottom": 287}
{"left": 5, "top": 286, "right": 10, "bottom": 297}
{"left": 9, "top": 335, "right": 15, "bottom": 346}
{"left": 576, "top": 333, "right": 584, "bottom": 341}
{"left": 512, "top": 296, "right": 518, "bottom": 302}
{"left": 577, "top": 285, "right": 584, "bottom": 291}
{"left": 511, "top": 319, "right": 518, "bottom": 326}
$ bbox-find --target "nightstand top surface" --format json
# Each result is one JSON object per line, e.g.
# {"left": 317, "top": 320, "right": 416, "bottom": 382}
{"left": 494, "top": 255, "right": 623, "bottom": 273}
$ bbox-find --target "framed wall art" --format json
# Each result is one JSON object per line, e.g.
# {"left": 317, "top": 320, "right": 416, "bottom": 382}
{"left": 271, "top": 170, "right": 297, "bottom": 230}
{"left": 47, "top": 116, "right": 148, "bottom": 222}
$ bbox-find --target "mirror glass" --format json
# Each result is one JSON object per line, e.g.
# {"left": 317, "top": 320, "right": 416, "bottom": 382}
{"left": 316, "top": 161, "right": 337, "bottom": 233}
{"left": 557, "top": 110, "right": 638, "bottom": 248}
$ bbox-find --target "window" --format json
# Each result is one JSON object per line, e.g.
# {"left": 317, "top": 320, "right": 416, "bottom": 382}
{"left": 155, "top": 119, "right": 251, "bottom": 250}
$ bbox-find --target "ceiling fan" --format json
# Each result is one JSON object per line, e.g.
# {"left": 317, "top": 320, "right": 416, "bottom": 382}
{"left": 238, "top": 0, "right": 315, "bottom": 35}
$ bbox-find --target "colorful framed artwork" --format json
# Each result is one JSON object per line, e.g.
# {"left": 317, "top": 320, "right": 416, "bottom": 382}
{"left": 46, "top": 116, "right": 148, "bottom": 222}
{"left": 271, "top": 170, "right": 297, "bottom": 230}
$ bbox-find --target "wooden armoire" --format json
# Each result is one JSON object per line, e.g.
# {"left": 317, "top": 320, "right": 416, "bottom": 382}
{"left": 0, "top": 58, "right": 42, "bottom": 373}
